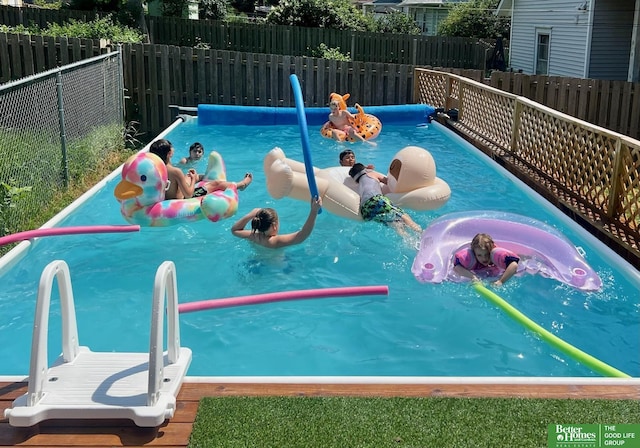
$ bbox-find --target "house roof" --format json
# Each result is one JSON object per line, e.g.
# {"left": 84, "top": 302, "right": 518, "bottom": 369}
{"left": 495, "top": 0, "right": 512, "bottom": 16}
{"left": 396, "top": 0, "right": 464, "bottom": 5}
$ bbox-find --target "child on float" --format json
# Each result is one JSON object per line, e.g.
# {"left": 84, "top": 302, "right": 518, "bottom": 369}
{"left": 328, "top": 99, "right": 377, "bottom": 147}
{"left": 149, "top": 139, "right": 252, "bottom": 200}
{"left": 178, "top": 142, "right": 205, "bottom": 166}
{"left": 453, "top": 233, "right": 520, "bottom": 287}
{"left": 348, "top": 163, "right": 421, "bottom": 237}
{"left": 231, "top": 197, "right": 322, "bottom": 249}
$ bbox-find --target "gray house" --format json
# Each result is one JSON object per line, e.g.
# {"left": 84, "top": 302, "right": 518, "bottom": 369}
{"left": 497, "top": 0, "right": 640, "bottom": 81}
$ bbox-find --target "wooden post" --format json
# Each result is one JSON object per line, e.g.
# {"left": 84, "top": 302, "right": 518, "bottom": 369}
{"left": 606, "top": 138, "right": 627, "bottom": 219}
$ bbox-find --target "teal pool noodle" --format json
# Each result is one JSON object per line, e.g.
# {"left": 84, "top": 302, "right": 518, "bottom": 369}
{"left": 473, "top": 283, "right": 631, "bottom": 378}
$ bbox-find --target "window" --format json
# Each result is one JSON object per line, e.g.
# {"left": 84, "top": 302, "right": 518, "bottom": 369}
{"left": 535, "top": 31, "right": 550, "bottom": 75}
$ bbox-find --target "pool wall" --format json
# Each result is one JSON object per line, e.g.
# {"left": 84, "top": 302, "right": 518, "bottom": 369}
{"left": 197, "top": 104, "right": 436, "bottom": 126}
{"left": 1, "top": 104, "right": 638, "bottom": 385}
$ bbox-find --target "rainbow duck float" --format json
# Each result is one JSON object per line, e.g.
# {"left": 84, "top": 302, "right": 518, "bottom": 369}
{"left": 321, "top": 92, "right": 382, "bottom": 142}
{"left": 263, "top": 145, "right": 451, "bottom": 221}
{"left": 114, "top": 151, "right": 238, "bottom": 227}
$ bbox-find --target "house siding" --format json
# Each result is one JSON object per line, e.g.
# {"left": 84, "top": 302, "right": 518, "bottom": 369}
{"left": 507, "top": 0, "right": 589, "bottom": 77}
{"left": 588, "top": 0, "right": 634, "bottom": 80}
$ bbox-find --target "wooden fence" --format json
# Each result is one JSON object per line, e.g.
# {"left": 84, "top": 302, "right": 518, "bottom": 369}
{"left": 0, "top": 5, "right": 490, "bottom": 69}
{"left": 0, "top": 33, "right": 110, "bottom": 82}
{"left": 488, "top": 71, "right": 640, "bottom": 143}
{"left": 121, "top": 44, "right": 420, "bottom": 136}
{"left": 1, "top": 32, "right": 639, "bottom": 142}
{"left": 414, "top": 68, "right": 640, "bottom": 266}
{"left": 145, "top": 16, "right": 490, "bottom": 69}
{"left": 0, "top": 4, "right": 105, "bottom": 28}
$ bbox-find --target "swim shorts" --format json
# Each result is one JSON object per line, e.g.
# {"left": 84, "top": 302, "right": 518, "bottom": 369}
{"left": 360, "top": 194, "right": 405, "bottom": 223}
{"left": 192, "top": 186, "right": 207, "bottom": 197}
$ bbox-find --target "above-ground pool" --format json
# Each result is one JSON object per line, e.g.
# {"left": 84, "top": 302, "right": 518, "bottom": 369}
{"left": 0, "top": 104, "right": 638, "bottom": 379}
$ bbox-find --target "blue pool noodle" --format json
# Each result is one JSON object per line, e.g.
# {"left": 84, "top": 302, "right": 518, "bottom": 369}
{"left": 289, "top": 74, "right": 321, "bottom": 213}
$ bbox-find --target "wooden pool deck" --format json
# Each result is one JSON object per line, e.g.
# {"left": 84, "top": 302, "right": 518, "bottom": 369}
{"left": 1, "top": 379, "right": 639, "bottom": 447}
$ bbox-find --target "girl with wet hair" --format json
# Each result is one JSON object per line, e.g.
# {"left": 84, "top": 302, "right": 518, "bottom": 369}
{"left": 231, "top": 197, "right": 322, "bottom": 249}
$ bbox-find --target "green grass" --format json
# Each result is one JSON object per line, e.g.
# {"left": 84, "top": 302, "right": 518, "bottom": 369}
{"left": 189, "top": 396, "right": 640, "bottom": 447}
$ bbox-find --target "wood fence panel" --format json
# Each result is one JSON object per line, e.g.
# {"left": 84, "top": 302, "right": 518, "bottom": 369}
{"left": 598, "top": 80, "right": 611, "bottom": 128}
{"left": 20, "top": 33, "right": 34, "bottom": 77}
{"left": 184, "top": 46, "right": 195, "bottom": 106}
{"left": 629, "top": 83, "right": 640, "bottom": 138}
{"left": 618, "top": 81, "right": 631, "bottom": 136}
{"left": 45, "top": 35, "right": 57, "bottom": 69}
{"left": 0, "top": 34, "right": 9, "bottom": 83}
{"left": 315, "top": 57, "right": 326, "bottom": 107}
{"left": 246, "top": 52, "right": 255, "bottom": 104}
{"left": 576, "top": 77, "right": 590, "bottom": 121}
{"left": 609, "top": 80, "right": 622, "bottom": 134}
{"left": 8, "top": 33, "right": 21, "bottom": 79}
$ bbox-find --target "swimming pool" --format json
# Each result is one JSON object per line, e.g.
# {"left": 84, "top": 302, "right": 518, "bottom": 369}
{"left": 0, "top": 105, "right": 638, "bottom": 379}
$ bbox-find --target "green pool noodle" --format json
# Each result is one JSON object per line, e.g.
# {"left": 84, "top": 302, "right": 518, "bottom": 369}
{"left": 473, "top": 283, "right": 631, "bottom": 378}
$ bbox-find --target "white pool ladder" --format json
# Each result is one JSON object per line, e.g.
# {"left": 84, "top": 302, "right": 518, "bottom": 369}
{"left": 4, "top": 260, "right": 192, "bottom": 427}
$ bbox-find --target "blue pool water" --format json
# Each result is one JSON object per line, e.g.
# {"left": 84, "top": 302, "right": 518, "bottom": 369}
{"left": 0, "top": 107, "right": 638, "bottom": 378}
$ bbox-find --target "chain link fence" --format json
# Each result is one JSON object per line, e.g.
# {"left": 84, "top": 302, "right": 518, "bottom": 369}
{"left": 0, "top": 51, "right": 123, "bottom": 241}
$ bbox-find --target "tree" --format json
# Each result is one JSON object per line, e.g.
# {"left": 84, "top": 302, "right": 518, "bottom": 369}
{"left": 200, "top": 0, "right": 229, "bottom": 20}
{"left": 375, "top": 11, "right": 421, "bottom": 35}
{"left": 266, "top": 0, "right": 374, "bottom": 32}
{"left": 437, "top": 0, "right": 509, "bottom": 39}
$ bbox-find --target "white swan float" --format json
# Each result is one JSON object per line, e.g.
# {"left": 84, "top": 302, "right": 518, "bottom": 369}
{"left": 263, "top": 146, "right": 451, "bottom": 221}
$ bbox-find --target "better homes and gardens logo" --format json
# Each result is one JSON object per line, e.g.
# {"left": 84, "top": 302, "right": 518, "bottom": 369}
{"left": 549, "top": 424, "right": 640, "bottom": 448}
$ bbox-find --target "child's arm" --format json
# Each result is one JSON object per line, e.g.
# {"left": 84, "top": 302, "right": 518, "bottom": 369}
{"left": 231, "top": 208, "right": 261, "bottom": 239}
{"left": 453, "top": 264, "right": 479, "bottom": 282}
{"left": 494, "top": 260, "right": 518, "bottom": 287}
{"left": 270, "top": 197, "right": 322, "bottom": 248}
{"left": 172, "top": 167, "right": 197, "bottom": 198}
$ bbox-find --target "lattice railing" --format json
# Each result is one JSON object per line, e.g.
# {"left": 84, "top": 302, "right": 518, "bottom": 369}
{"left": 414, "top": 68, "right": 640, "bottom": 259}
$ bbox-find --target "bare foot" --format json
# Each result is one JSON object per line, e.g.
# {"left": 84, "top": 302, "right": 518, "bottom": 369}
{"left": 237, "top": 172, "right": 253, "bottom": 191}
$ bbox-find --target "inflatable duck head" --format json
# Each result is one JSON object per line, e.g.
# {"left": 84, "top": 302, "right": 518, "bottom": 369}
{"left": 387, "top": 146, "right": 437, "bottom": 193}
{"left": 114, "top": 152, "right": 168, "bottom": 209}
{"left": 329, "top": 92, "right": 350, "bottom": 111}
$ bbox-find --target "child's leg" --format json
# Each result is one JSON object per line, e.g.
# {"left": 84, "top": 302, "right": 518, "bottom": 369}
{"left": 401, "top": 214, "right": 422, "bottom": 233}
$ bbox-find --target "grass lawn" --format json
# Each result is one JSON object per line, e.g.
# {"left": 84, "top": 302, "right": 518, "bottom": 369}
{"left": 189, "top": 396, "right": 640, "bottom": 447}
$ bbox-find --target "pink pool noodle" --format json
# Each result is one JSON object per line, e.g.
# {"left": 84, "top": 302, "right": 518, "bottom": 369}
{"left": 0, "top": 225, "right": 140, "bottom": 247}
{"left": 178, "top": 285, "right": 389, "bottom": 313}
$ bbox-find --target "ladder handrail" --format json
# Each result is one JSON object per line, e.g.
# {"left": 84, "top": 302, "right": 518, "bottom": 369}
{"left": 28, "top": 260, "right": 80, "bottom": 406}
{"left": 148, "top": 260, "right": 181, "bottom": 406}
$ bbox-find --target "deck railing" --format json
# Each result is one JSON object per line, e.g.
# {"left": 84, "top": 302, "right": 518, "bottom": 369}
{"left": 414, "top": 68, "right": 640, "bottom": 265}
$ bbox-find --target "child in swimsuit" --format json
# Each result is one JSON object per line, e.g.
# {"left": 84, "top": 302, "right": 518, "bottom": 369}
{"left": 453, "top": 233, "right": 520, "bottom": 287}
{"left": 178, "top": 142, "right": 205, "bottom": 166}
{"left": 231, "top": 197, "right": 323, "bottom": 249}
{"left": 328, "top": 100, "right": 376, "bottom": 146}
{"left": 348, "top": 163, "right": 421, "bottom": 237}
{"left": 339, "top": 150, "right": 374, "bottom": 170}
{"left": 149, "top": 139, "right": 252, "bottom": 200}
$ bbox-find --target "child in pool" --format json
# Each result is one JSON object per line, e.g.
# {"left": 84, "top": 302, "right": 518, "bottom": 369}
{"left": 178, "top": 142, "right": 205, "bottom": 165}
{"left": 328, "top": 99, "right": 377, "bottom": 146}
{"left": 339, "top": 149, "right": 374, "bottom": 170}
{"left": 149, "top": 139, "right": 252, "bottom": 200}
{"left": 453, "top": 233, "right": 520, "bottom": 287}
{"left": 348, "top": 163, "right": 421, "bottom": 236}
{"left": 231, "top": 196, "right": 322, "bottom": 249}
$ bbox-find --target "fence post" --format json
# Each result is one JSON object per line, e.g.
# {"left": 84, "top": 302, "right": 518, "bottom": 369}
{"left": 412, "top": 38, "right": 417, "bottom": 66}
{"left": 117, "top": 45, "right": 125, "bottom": 125}
{"left": 351, "top": 33, "right": 355, "bottom": 61}
{"left": 606, "top": 138, "right": 627, "bottom": 219}
{"left": 56, "top": 70, "right": 69, "bottom": 188}
{"left": 510, "top": 98, "right": 523, "bottom": 155}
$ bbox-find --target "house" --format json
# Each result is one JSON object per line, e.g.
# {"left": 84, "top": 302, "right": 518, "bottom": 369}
{"left": 361, "top": 0, "right": 467, "bottom": 36}
{"left": 497, "top": 0, "right": 640, "bottom": 82}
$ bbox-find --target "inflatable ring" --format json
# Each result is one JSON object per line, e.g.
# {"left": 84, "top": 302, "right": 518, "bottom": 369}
{"left": 321, "top": 93, "right": 381, "bottom": 142}
{"left": 411, "top": 211, "right": 602, "bottom": 291}
{"left": 114, "top": 151, "right": 238, "bottom": 227}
